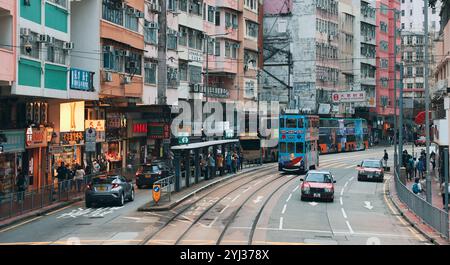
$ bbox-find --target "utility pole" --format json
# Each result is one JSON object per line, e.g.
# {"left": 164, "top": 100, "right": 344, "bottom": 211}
{"left": 205, "top": 36, "right": 210, "bottom": 103}
{"left": 393, "top": 9, "right": 398, "bottom": 174}
{"left": 424, "top": 0, "right": 432, "bottom": 203}
{"left": 158, "top": 0, "right": 167, "bottom": 105}
{"left": 399, "top": 63, "right": 404, "bottom": 175}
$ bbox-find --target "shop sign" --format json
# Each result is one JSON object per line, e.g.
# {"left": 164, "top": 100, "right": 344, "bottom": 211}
{"left": 332, "top": 91, "right": 366, "bottom": 103}
{"left": 60, "top": 131, "right": 85, "bottom": 145}
{"left": 26, "top": 128, "right": 48, "bottom": 148}
{"left": 0, "top": 130, "right": 25, "bottom": 153}
{"left": 85, "top": 120, "right": 105, "bottom": 142}
{"left": 60, "top": 101, "right": 85, "bottom": 132}
{"left": 70, "top": 68, "right": 94, "bottom": 91}
{"left": 129, "top": 120, "right": 148, "bottom": 137}
{"left": 148, "top": 123, "right": 170, "bottom": 139}
{"left": 107, "top": 113, "right": 127, "bottom": 129}
{"left": 190, "top": 84, "right": 230, "bottom": 98}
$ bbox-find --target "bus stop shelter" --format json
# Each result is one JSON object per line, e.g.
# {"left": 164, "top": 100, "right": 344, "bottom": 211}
{"left": 171, "top": 139, "right": 239, "bottom": 192}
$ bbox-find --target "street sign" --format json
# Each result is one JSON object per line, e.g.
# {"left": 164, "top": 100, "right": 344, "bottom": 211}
{"left": 152, "top": 184, "right": 161, "bottom": 204}
{"left": 85, "top": 142, "right": 96, "bottom": 152}
{"left": 85, "top": 128, "right": 96, "bottom": 142}
{"left": 332, "top": 91, "right": 366, "bottom": 103}
{"left": 178, "top": 136, "right": 189, "bottom": 145}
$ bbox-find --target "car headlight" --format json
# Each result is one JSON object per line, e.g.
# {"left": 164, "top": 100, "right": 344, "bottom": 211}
{"left": 302, "top": 186, "right": 310, "bottom": 193}
{"left": 324, "top": 188, "right": 332, "bottom": 193}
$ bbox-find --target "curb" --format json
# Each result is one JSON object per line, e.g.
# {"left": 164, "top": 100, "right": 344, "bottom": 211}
{"left": 138, "top": 164, "right": 273, "bottom": 212}
{"left": 0, "top": 198, "right": 83, "bottom": 231}
{"left": 385, "top": 177, "right": 442, "bottom": 245}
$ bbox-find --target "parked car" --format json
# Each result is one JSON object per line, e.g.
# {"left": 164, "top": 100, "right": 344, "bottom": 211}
{"left": 136, "top": 161, "right": 173, "bottom": 189}
{"left": 85, "top": 174, "right": 135, "bottom": 208}
{"left": 415, "top": 136, "right": 426, "bottom": 146}
{"left": 300, "top": 170, "right": 336, "bottom": 202}
{"left": 357, "top": 159, "right": 384, "bottom": 182}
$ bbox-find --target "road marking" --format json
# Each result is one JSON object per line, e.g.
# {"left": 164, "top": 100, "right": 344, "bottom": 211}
{"left": 208, "top": 216, "right": 219, "bottom": 228}
{"left": 279, "top": 217, "right": 283, "bottom": 230}
{"left": 340, "top": 197, "right": 343, "bottom": 205}
{"left": 345, "top": 165, "right": 355, "bottom": 169}
{"left": 45, "top": 204, "right": 77, "bottom": 216}
{"left": 364, "top": 201, "right": 374, "bottom": 210}
{"left": 321, "top": 162, "right": 344, "bottom": 168}
{"left": 0, "top": 216, "right": 42, "bottom": 234}
{"left": 242, "top": 186, "right": 251, "bottom": 193}
{"left": 309, "top": 202, "right": 318, "bottom": 206}
{"left": 286, "top": 194, "right": 292, "bottom": 202}
{"left": 282, "top": 204, "right": 287, "bottom": 214}
{"left": 231, "top": 194, "right": 241, "bottom": 202}
{"left": 220, "top": 205, "right": 230, "bottom": 214}
{"left": 341, "top": 208, "right": 348, "bottom": 219}
{"left": 334, "top": 163, "right": 350, "bottom": 169}
{"left": 292, "top": 186, "right": 299, "bottom": 193}
{"left": 340, "top": 188, "right": 344, "bottom": 196}
{"left": 349, "top": 177, "right": 355, "bottom": 181}
{"left": 253, "top": 180, "right": 262, "bottom": 186}
{"left": 253, "top": 196, "right": 264, "bottom": 204}
{"left": 344, "top": 181, "right": 349, "bottom": 188}
{"left": 346, "top": 221, "right": 354, "bottom": 234}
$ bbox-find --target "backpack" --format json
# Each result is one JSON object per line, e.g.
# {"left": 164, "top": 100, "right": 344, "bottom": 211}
{"left": 412, "top": 183, "right": 420, "bottom": 194}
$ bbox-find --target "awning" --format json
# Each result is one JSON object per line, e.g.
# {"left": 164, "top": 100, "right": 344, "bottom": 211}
{"left": 415, "top": 111, "right": 432, "bottom": 125}
{"left": 171, "top": 139, "right": 239, "bottom": 150}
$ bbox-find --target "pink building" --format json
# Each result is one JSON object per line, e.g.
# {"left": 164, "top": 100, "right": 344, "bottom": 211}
{"left": 375, "top": 0, "right": 400, "bottom": 134}
{"left": 0, "top": 0, "right": 16, "bottom": 85}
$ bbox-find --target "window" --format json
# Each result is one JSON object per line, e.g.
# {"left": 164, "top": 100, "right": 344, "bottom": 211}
{"left": 167, "top": 32, "right": 178, "bottom": 50}
{"left": 208, "top": 6, "right": 215, "bottom": 23}
{"left": 244, "top": 50, "right": 258, "bottom": 69}
{"left": 287, "top": 143, "right": 295, "bottom": 154}
{"left": 47, "top": 39, "right": 66, "bottom": 65}
{"left": 244, "top": 79, "right": 256, "bottom": 98}
{"left": 379, "top": 41, "right": 388, "bottom": 51}
{"left": 380, "top": 22, "right": 388, "bottom": 33}
{"left": 407, "top": 83, "right": 413, "bottom": 89}
{"left": 225, "top": 41, "right": 238, "bottom": 59}
{"left": 144, "top": 62, "right": 157, "bottom": 84}
{"left": 168, "top": 0, "right": 176, "bottom": 11}
{"left": 296, "top": 142, "right": 304, "bottom": 154}
{"left": 225, "top": 41, "right": 230, "bottom": 58}
{"left": 401, "top": 10, "right": 405, "bottom": 16}
{"left": 20, "top": 31, "right": 40, "bottom": 59}
{"left": 167, "top": 67, "right": 178, "bottom": 85}
{"left": 214, "top": 40, "right": 220, "bottom": 56}
{"left": 207, "top": 38, "right": 214, "bottom": 55}
{"left": 102, "top": 0, "right": 124, "bottom": 26}
{"left": 189, "top": 0, "right": 202, "bottom": 16}
{"left": 215, "top": 11, "right": 220, "bottom": 26}
{"left": 189, "top": 65, "right": 202, "bottom": 84}
{"left": 232, "top": 14, "right": 238, "bottom": 29}
{"left": 380, "top": 78, "right": 388, "bottom": 88}
{"left": 179, "top": 0, "right": 188, "bottom": 12}
{"left": 179, "top": 26, "right": 188, "bottom": 46}
{"left": 380, "top": 59, "right": 388, "bottom": 69}
{"left": 47, "top": 0, "right": 68, "bottom": 8}
{"left": 416, "top": 67, "right": 424, "bottom": 77}
{"left": 103, "top": 46, "right": 125, "bottom": 72}
{"left": 406, "top": 66, "right": 413, "bottom": 77}
{"left": 178, "top": 62, "right": 187, "bottom": 82}
{"left": 280, "top": 142, "right": 286, "bottom": 153}
{"left": 188, "top": 29, "right": 203, "bottom": 50}
{"left": 144, "top": 23, "right": 158, "bottom": 45}
{"left": 225, "top": 12, "right": 231, "bottom": 28}
{"left": 246, "top": 20, "right": 258, "bottom": 39}
{"left": 125, "top": 52, "right": 142, "bottom": 75}
{"left": 416, "top": 83, "right": 424, "bottom": 89}
{"left": 245, "top": 0, "right": 258, "bottom": 12}
{"left": 125, "top": 8, "right": 139, "bottom": 32}
{"left": 286, "top": 118, "right": 297, "bottom": 128}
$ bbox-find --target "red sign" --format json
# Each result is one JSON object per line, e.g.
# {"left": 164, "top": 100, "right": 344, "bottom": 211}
{"left": 26, "top": 128, "right": 48, "bottom": 148}
{"left": 133, "top": 123, "right": 148, "bottom": 134}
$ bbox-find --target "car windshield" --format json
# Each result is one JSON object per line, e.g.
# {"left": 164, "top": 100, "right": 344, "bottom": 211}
{"left": 362, "top": 160, "right": 381, "bottom": 168}
{"left": 306, "top": 173, "right": 332, "bottom": 183}
{"left": 92, "top": 176, "right": 118, "bottom": 185}
{"left": 143, "top": 165, "right": 160, "bottom": 172}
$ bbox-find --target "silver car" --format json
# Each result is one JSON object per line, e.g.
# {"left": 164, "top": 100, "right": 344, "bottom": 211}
{"left": 85, "top": 175, "right": 135, "bottom": 208}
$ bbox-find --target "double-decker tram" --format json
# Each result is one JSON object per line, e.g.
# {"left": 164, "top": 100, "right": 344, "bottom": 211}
{"left": 318, "top": 118, "right": 368, "bottom": 154}
{"left": 278, "top": 112, "right": 319, "bottom": 173}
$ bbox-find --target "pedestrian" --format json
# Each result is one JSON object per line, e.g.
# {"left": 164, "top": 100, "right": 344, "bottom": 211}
{"left": 208, "top": 153, "right": 216, "bottom": 179}
{"left": 414, "top": 157, "right": 419, "bottom": 179}
{"left": 16, "top": 168, "right": 26, "bottom": 202}
{"left": 417, "top": 157, "right": 424, "bottom": 179}
{"left": 217, "top": 153, "right": 224, "bottom": 176}
{"left": 406, "top": 155, "right": 413, "bottom": 181}
{"left": 232, "top": 152, "right": 238, "bottom": 173}
{"left": 430, "top": 151, "right": 436, "bottom": 172}
{"left": 412, "top": 178, "right": 422, "bottom": 195}
{"left": 74, "top": 164, "right": 85, "bottom": 193}
{"left": 93, "top": 160, "right": 101, "bottom": 174}
{"left": 226, "top": 152, "right": 232, "bottom": 174}
{"left": 56, "top": 162, "right": 68, "bottom": 192}
{"left": 441, "top": 182, "right": 450, "bottom": 210}
{"left": 239, "top": 151, "right": 244, "bottom": 170}
{"left": 383, "top": 150, "right": 389, "bottom": 168}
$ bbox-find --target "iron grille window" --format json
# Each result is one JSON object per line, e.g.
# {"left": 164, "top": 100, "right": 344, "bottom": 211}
{"left": 102, "top": 0, "right": 124, "bottom": 26}
{"left": 144, "top": 63, "right": 157, "bottom": 84}
{"left": 47, "top": 39, "right": 66, "bottom": 65}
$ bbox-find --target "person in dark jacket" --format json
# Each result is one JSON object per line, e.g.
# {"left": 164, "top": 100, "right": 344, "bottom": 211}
{"left": 16, "top": 168, "right": 27, "bottom": 202}
{"left": 57, "top": 162, "right": 69, "bottom": 192}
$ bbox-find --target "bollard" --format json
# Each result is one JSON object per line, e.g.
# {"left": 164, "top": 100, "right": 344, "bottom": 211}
{"left": 400, "top": 167, "right": 407, "bottom": 186}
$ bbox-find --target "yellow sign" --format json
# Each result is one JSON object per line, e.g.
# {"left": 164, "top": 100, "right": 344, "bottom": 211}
{"left": 152, "top": 184, "right": 161, "bottom": 204}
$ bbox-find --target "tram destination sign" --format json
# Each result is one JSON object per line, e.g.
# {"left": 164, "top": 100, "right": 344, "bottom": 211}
{"left": 332, "top": 91, "right": 366, "bottom": 103}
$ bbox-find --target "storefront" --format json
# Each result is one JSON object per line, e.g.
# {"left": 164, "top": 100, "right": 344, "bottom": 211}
{"left": 147, "top": 122, "right": 170, "bottom": 161}
{"left": 105, "top": 112, "right": 127, "bottom": 171}
{"left": 127, "top": 120, "right": 149, "bottom": 165}
{"left": 25, "top": 127, "right": 49, "bottom": 189}
{"left": 0, "top": 130, "right": 25, "bottom": 195}
{"left": 85, "top": 119, "right": 106, "bottom": 164}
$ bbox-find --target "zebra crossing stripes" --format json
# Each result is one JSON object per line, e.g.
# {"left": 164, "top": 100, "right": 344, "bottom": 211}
{"left": 319, "top": 162, "right": 355, "bottom": 169}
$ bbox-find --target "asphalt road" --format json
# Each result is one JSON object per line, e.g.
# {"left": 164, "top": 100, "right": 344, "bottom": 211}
{"left": 0, "top": 145, "right": 429, "bottom": 245}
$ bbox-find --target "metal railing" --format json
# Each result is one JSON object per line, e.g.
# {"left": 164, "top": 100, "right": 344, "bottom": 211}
{"left": 394, "top": 169, "right": 449, "bottom": 239}
{"left": 153, "top": 175, "right": 174, "bottom": 203}
{"left": 0, "top": 165, "right": 141, "bottom": 222}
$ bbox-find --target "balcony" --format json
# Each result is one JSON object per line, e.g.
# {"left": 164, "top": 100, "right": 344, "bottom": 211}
{"left": 100, "top": 70, "right": 143, "bottom": 98}
{"left": 215, "top": 0, "right": 240, "bottom": 12}
{"left": 431, "top": 79, "right": 448, "bottom": 97}
{"left": 0, "top": 48, "right": 14, "bottom": 83}
{"left": 101, "top": 20, "right": 144, "bottom": 50}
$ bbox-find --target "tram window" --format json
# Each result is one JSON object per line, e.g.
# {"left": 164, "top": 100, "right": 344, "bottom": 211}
{"left": 287, "top": 142, "right": 295, "bottom": 153}
{"left": 280, "top": 118, "right": 285, "bottom": 128}
{"left": 347, "top": 135, "right": 356, "bottom": 142}
{"left": 296, "top": 142, "right": 304, "bottom": 154}
{"left": 286, "top": 118, "right": 297, "bottom": 128}
{"left": 298, "top": 118, "right": 304, "bottom": 128}
{"left": 280, "top": 142, "right": 287, "bottom": 153}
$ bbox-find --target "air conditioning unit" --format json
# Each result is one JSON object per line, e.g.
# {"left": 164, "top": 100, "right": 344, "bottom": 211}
{"left": 38, "top": 34, "right": 51, "bottom": 43}
{"left": 126, "top": 61, "right": 137, "bottom": 69}
{"left": 135, "top": 11, "right": 145, "bottom": 18}
{"left": 123, "top": 76, "right": 132, "bottom": 84}
{"left": 63, "top": 42, "right": 74, "bottom": 50}
{"left": 116, "top": 1, "right": 126, "bottom": 9}
{"left": 104, "top": 72, "right": 113, "bottom": 82}
{"left": 103, "top": 45, "right": 114, "bottom": 52}
{"left": 148, "top": 22, "right": 159, "bottom": 29}
{"left": 127, "top": 7, "right": 135, "bottom": 14}
{"left": 20, "top": 28, "right": 31, "bottom": 37}
{"left": 149, "top": 3, "right": 161, "bottom": 13}
{"left": 124, "top": 50, "right": 131, "bottom": 57}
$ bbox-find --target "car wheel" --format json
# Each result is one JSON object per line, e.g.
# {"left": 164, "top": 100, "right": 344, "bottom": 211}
{"left": 330, "top": 197, "right": 334, "bottom": 203}
{"left": 118, "top": 193, "right": 125, "bottom": 206}
{"left": 85, "top": 200, "right": 92, "bottom": 208}
{"left": 300, "top": 196, "right": 305, "bottom": 201}
{"left": 357, "top": 177, "right": 361, "bottom": 181}
{"left": 129, "top": 189, "right": 135, "bottom": 202}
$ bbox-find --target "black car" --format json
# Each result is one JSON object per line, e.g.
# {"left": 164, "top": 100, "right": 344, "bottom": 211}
{"left": 136, "top": 161, "right": 172, "bottom": 189}
{"left": 85, "top": 175, "right": 135, "bottom": 208}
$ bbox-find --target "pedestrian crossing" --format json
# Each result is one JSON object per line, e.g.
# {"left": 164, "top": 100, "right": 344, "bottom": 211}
{"left": 318, "top": 161, "right": 356, "bottom": 169}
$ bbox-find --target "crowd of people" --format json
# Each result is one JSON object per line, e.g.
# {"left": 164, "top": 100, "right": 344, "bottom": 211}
{"left": 199, "top": 150, "right": 244, "bottom": 180}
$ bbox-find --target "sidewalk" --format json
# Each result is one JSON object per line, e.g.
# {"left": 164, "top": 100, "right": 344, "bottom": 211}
{"left": 387, "top": 174, "right": 449, "bottom": 245}
{"left": 138, "top": 164, "right": 273, "bottom": 212}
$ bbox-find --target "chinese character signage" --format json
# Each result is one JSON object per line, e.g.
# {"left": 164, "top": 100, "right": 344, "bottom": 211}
{"left": 70, "top": 68, "right": 94, "bottom": 91}
{"left": 26, "top": 128, "right": 48, "bottom": 148}
{"left": 190, "top": 84, "right": 230, "bottom": 98}
{"left": 188, "top": 49, "right": 203, "bottom": 62}
{"left": 85, "top": 120, "right": 105, "bottom": 142}
{"left": 148, "top": 123, "right": 170, "bottom": 139}
{"left": 332, "top": 91, "right": 366, "bottom": 103}
{"left": 60, "top": 132, "right": 85, "bottom": 145}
